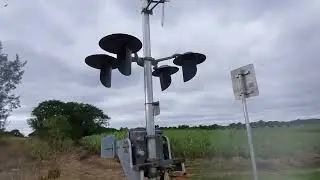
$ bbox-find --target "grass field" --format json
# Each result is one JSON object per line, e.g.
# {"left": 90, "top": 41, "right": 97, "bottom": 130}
{"left": 81, "top": 124, "right": 320, "bottom": 179}
{"left": 1, "top": 124, "right": 319, "bottom": 179}
{"left": 190, "top": 169, "right": 320, "bottom": 180}
{"left": 81, "top": 124, "right": 320, "bottom": 159}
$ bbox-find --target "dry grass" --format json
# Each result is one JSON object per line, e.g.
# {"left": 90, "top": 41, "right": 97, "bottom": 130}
{"left": 0, "top": 137, "right": 125, "bottom": 180}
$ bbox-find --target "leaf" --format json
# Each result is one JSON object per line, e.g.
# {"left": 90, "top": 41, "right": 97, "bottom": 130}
{"left": 0, "top": 41, "right": 27, "bottom": 129}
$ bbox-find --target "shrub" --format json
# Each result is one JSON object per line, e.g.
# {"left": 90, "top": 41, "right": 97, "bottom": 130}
{"left": 43, "top": 115, "right": 72, "bottom": 139}
{"left": 41, "top": 115, "right": 74, "bottom": 151}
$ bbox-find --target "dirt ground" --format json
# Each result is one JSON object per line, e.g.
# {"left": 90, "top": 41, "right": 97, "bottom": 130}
{"left": 0, "top": 137, "right": 125, "bottom": 180}
{"left": 0, "top": 150, "right": 189, "bottom": 180}
{"left": 0, "top": 150, "right": 126, "bottom": 180}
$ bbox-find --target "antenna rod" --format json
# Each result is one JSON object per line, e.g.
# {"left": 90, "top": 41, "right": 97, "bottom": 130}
{"left": 141, "top": 0, "right": 157, "bottom": 179}
{"left": 161, "top": 1, "right": 165, "bottom": 27}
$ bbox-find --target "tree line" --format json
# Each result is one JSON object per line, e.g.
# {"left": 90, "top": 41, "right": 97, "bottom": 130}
{"left": 154, "top": 118, "right": 320, "bottom": 130}
{"left": 101, "top": 119, "right": 320, "bottom": 132}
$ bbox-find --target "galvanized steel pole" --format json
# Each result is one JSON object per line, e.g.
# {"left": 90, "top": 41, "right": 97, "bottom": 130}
{"left": 239, "top": 73, "right": 258, "bottom": 180}
{"left": 141, "top": 0, "right": 157, "bottom": 179}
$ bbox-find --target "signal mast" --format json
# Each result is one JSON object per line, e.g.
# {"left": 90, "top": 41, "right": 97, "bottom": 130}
{"left": 85, "top": 0, "right": 206, "bottom": 179}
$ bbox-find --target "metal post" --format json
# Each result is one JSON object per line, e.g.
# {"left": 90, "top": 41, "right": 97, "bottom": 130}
{"left": 140, "top": 170, "right": 145, "bottom": 180}
{"left": 239, "top": 73, "right": 258, "bottom": 180}
{"left": 141, "top": 0, "right": 157, "bottom": 179}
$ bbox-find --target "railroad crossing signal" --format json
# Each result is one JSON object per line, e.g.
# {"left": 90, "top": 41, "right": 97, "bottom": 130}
{"left": 152, "top": 65, "right": 179, "bottom": 91}
{"left": 173, "top": 52, "right": 206, "bottom": 82}
{"left": 84, "top": 0, "right": 206, "bottom": 179}
{"left": 85, "top": 34, "right": 205, "bottom": 90}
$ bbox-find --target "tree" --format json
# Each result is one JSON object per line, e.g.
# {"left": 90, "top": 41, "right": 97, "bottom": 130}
{"left": 43, "top": 115, "right": 72, "bottom": 139}
{"left": 27, "top": 100, "right": 110, "bottom": 140}
{"left": 43, "top": 115, "right": 73, "bottom": 149}
{"left": 0, "top": 41, "right": 27, "bottom": 130}
{"left": 27, "top": 100, "right": 65, "bottom": 131}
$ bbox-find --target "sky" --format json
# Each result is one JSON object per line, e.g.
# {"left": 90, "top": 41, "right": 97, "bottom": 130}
{"left": 1, "top": 0, "right": 320, "bottom": 135}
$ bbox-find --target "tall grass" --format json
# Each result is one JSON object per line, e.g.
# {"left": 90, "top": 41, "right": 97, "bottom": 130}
{"left": 81, "top": 125, "right": 320, "bottom": 159}
{"left": 167, "top": 126, "right": 320, "bottom": 159}
{"left": 24, "top": 137, "right": 74, "bottom": 161}
{"left": 191, "top": 170, "right": 320, "bottom": 180}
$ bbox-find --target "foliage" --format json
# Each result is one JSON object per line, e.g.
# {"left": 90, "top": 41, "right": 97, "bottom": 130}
{"left": 42, "top": 115, "right": 74, "bottom": 150}
{"left": 27, "top": 100, "right": 110, "bottom": 140}
{"left": 81, "top": 124, "right": 320, "bottom": 159}
{"left": 27, "top": 100, "right": 65, "bottom": 131}
{"left": 43, "top": 115, "right": 72, "bottom": 139}
{"left": 0, "top": 41, "right": 27, "bottom": 129}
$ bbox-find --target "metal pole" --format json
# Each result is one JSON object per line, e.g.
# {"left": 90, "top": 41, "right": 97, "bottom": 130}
{"left": 239, "top": 73, "right": 258, "bottom": 180}
{"left": 141, "top": 0, "right": 157, "bottom": 179}
{"left": 155, "top": 54, "right": 181, "bottom": 63}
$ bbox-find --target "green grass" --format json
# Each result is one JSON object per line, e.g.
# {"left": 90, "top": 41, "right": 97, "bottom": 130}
{"left": 80, "top": 125, "right": 320, "bottom": 179}
{"left": 190, "top": 169, "right": 320, "bottom": 180}
{"left": 167, "top": 125, "right": 320, "bottom": 159}
{"left": 81, "top": 125, "right": 320, "bottom": 159}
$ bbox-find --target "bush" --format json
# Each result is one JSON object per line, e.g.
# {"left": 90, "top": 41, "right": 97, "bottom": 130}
{"left": 41, "top": 115, "right": 75, "bottom": 150}
{"left": 43, "top": 115, "right": 72, "bottom": 139}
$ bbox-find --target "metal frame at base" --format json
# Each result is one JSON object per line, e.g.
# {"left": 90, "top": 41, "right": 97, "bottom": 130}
{"left": 101, "top": 128, "right": 185, "bottom": 179}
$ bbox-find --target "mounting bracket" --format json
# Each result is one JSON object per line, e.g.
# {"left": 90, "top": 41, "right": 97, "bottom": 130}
{"left": 101, "top": 128, "right": 185, "bottom": 180}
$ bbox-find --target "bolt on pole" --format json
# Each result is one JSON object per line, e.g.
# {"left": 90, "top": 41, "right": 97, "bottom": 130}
{"left": 239, "top": 72, "right": 258, "bottom": 180}
{"left": 141, "top": 0, "right": 157, "bottom": 179}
